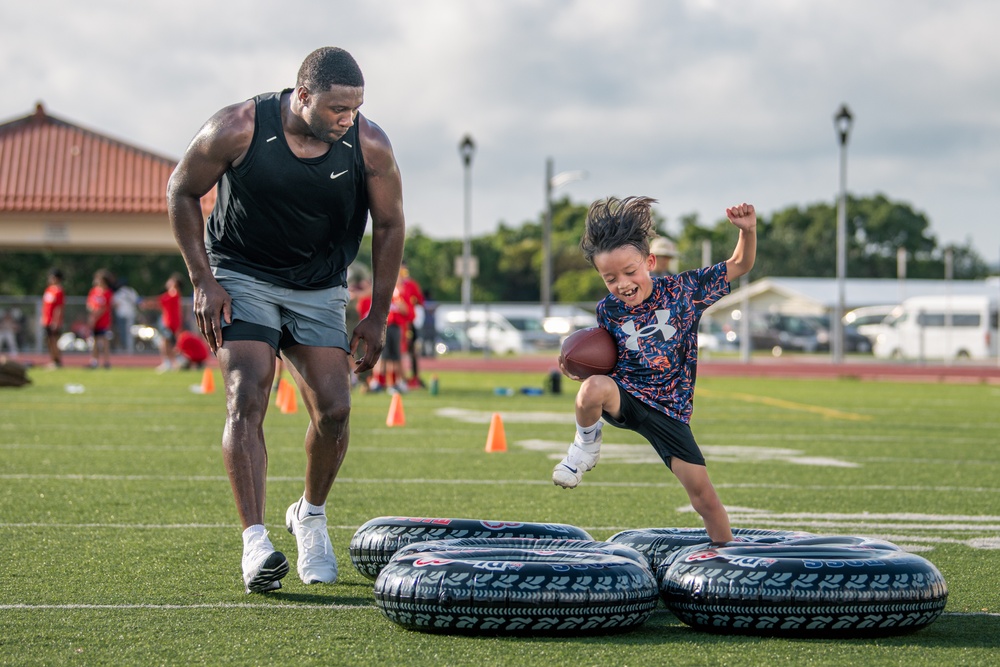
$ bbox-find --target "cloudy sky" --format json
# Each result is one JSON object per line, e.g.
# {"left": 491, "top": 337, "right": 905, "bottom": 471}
{"left": 4, "top": 0, "right": 999, "bottom": 264}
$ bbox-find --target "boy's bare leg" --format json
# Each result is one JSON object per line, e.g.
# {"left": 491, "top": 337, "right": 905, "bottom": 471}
{"left": 671, "top": 459, "right": 733, "bottom": 543}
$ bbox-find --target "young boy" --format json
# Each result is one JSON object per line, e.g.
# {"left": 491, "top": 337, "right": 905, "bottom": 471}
{"left": 553, "top": 196, "right": 757, "bottom": 544}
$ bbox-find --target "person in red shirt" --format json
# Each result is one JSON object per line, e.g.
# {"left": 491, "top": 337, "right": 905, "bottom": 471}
{"left": 176, "top": 330, "right": 210, "bottom": 369}
{"left": 86, "top": 269, "right": 115, "bottom": 369}
{"left": 144, "top": 273, "right": 185, "bottom": 373}
{"left": 40, "top": 268, "right": 66, "bottom": 368}
{"left": 371, "top": 272, "right": 409, "bottom": 392}
{"left": 397, "top": 264, "right": 426, "bottom": 387}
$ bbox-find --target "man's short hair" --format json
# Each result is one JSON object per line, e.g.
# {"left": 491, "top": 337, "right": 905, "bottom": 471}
{"left": 297, "top": 47, "right": 364, "bottom": 91}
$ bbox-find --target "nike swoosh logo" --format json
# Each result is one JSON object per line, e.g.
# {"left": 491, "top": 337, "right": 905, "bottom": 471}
{"left": 330, "top": 170, "right": 349, "bottom": 180}
{"left": 560, "top": 464, "right": 579, "bottom": 474}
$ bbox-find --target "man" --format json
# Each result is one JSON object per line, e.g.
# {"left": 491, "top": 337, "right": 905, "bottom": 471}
{"left": 167, "top": 47, "right": 405, "bottom": 593}
{"left": 649, "top": 236, "right": 678, "bottom": 277}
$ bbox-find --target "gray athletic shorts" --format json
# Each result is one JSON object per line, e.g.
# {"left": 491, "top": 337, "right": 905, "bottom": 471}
{"left": 213, "top": 267, "right": 349, "bottom": 353}
{"left": 602, "top": 384, "right": 706, "bottom": 469}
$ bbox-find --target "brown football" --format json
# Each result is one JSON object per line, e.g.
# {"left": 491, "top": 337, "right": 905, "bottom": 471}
{"left": 560, "top": 327, "right": 618, "bottom": 378}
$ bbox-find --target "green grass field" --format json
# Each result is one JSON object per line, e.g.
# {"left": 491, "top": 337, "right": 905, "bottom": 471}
{"left": 1, "top": 366, "right": 998, "bottom": 666}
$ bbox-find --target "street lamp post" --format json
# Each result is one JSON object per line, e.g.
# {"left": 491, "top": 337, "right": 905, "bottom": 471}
{"left": 833, "top": 104, "right": 853, "bottom": 364}
{"left": 459, "top": 135, "right": 476, "bottom": 352}
{"left": 543, "top": 158, "right": 586, "bottom": 318}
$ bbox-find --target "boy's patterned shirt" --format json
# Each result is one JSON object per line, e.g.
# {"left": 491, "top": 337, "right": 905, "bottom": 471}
{"left": 597, "top": 262, "right": 730, "bottom": 424}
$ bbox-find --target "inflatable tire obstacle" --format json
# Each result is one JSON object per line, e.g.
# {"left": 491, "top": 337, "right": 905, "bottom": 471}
{"left": 374, "top": 545, "right": 659, "bottom": 634}
{"left": 607, "top": 527, "right": 815, "bottom": 573}
{"left": 349, "top": 516, "right": 593, "bottom": 579}
{"left": 391, "top": 537, "right": 648, "bottom": 566}
{"left": 659, "top": 539, "right": 948, "bottom": 637}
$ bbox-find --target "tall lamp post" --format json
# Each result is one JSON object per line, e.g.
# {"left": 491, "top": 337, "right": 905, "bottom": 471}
{"left": 459, "top": 135, "right": 476, "bottom": 351}
{"left": 833, "top": 104, "right": 853, "bottom": 364}
{"left": 543, "top": 158, "right": 586, "bottom": 318}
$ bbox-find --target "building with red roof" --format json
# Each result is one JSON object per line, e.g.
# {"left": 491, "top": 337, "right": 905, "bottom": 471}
{"left": 0, "top": 103, "right": 213, "bottom": 252}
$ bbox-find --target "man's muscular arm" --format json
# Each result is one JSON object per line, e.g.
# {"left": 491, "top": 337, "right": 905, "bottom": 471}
{"left": 166, "top": 101, "right": 255, "bottom": 352}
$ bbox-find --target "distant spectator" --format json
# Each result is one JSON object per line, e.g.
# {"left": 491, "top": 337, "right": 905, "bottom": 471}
{"left": 86, "top": 269, "right": 115, "bottom": 369}
{"left": 143, "top": 273, "right": 185, "bottom": 373}
{"left": 0, "top": 309, "right": 19, "bottom": 358}
{"left": 112, "top": 277, "right": 141, "bottom": 353}
{"left": 40, "top": 268, "right": 66, "bottom": 368}
{"left": 398, "top": 264, "right": 425, "bottom": 387}
{"left": 176, "top": 330, "right": 210, "bottom": 369}
{"left": 650, "top": 236, "right": 678, "bottom": 277}
{"left": 420, "top": 288, "right": 438, "bottom": 357}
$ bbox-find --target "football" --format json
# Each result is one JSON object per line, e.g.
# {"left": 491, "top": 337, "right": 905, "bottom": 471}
{"left": 560, "top": 327, "right": 618, "bottom": 378}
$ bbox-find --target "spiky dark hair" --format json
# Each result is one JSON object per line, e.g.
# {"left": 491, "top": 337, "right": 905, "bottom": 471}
{"left": 297, "top": 47, "right": 364, "bottom": 91}
{"left": 580, "top": 196, "right": 656, "bottom": 266}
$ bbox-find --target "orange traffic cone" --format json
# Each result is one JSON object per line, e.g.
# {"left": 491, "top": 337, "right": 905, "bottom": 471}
{"left": 485, "top": 412, "right": 507, "bottom": 453}
{"left": 279, "top": 381, "right": 298, "bottom": 414}
{"left": 386, "top": 392, "right": 405, "bottom": 427}
{"left": 275, "top": 378, "right": 289, "bottom": 407}
{"left": 200, "top": 368, "right": 215, "bottom": 394}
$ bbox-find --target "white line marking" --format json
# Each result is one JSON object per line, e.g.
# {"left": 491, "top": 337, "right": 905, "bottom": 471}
{"left": 0, "top": 603, "right": 991, "bottom": 618}
{"left": 1, "top": 474, "right": 998, "bottom": 494}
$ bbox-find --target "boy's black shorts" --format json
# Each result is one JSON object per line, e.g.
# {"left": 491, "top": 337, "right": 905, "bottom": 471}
{"left": 602, "top": 384, "right": 706, "bottom": 469}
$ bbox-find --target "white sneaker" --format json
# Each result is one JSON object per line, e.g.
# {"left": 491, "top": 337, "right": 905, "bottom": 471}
{"left": 552, "top": 425, "right": 602, "bottom": 489}
{"left": 285, "top": 501, "right": 338, "bottom": 585}
{"left": 241, "top": 530, "right": 289, "bottom": 594}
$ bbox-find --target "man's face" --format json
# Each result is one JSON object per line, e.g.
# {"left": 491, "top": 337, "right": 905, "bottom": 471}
{"left": 300, "top": 84, "right": 364, "bottom": 143}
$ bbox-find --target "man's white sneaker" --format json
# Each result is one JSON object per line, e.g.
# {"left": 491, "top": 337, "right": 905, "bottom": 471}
{"left": 552, "top": 427, "right": 602, "bottom": 489}
{"left": 242, "top": 530, "right": 289, "bottom": 594}
{"left": 285, "top": 501, "right": 338, "bottom": 585}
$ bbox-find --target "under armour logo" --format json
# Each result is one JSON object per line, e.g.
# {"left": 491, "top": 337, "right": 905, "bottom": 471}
{"left": 621, "top": 309, "right": 675, "bottom": 350}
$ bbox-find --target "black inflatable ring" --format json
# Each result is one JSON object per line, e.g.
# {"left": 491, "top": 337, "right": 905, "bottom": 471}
{"left": 391, "top": 537, "right": 648, "bottom": 567}
{"left": 350, "top": 516, "right": 593, "bottom": 579}
{"left": 374, "top": 547, "right": 658, "bottom": 634}
{"left": 658, "top": 534, "right": 903, "bottom": 572}
{"left": 607, "top": 527, "right": 814, "bottom": 572}
{"left": 659, "top": 542, "right": 948, "bottom": 637}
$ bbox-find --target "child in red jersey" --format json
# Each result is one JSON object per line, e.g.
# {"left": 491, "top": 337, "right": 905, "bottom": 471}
{"left": 144, "top": 273, "right": 185, "bottom": 373}
{"left": 553, "top": 197, "right": 757, "bottom": 545}
{"left": 40, "top": 269, "right": 66, "bottom": 368}
{"left": 86, "top": 269, "right": 115, "bottom": 369}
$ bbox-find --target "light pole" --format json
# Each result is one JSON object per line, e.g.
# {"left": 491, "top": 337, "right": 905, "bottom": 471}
{"left": 459, "top": 135, "right": 476, "bottom": 352}
{"left": 543, "top": 158, "right": 586, "bottom": 318}
{"left": 833, "top": 104, "right": 853, "bottom": 364}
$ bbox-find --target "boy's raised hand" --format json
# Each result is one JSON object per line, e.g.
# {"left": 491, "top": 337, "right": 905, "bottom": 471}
{"left": 726, "top": 203, "right": 757, "bottom": 231}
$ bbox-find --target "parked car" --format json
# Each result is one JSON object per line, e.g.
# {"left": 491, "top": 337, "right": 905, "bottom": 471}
{"left": 844, "top": 305, "right": 898, "bottom": 345}
{"left": 698, "top": 319, "right": 739, "bottom": 351}
{"left": 748, "top": 313, "right": 871, "bottom": 356}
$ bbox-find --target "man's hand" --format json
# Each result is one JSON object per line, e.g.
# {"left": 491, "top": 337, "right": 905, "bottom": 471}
{"left": 192, "top": 277, "right": 231, "bottom": 354}
{"left": 350, "top": 316, "right": 386, "bottom": 373}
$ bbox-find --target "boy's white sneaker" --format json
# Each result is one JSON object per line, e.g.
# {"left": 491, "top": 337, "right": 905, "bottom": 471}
{"left": 285, "top": 501, "right": 338, "bottom": 585}
{"left": 241, "top": 530, "right": 289, "bottom": 594}
{"left": 552, "top": 426, "right": 602, "bottom": 489}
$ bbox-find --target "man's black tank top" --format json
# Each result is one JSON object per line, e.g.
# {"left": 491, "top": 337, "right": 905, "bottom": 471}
{"left": 206, "top": 90, "right": 369, "bottom": 289}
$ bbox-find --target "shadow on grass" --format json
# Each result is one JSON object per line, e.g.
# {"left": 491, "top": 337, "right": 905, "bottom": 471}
{"left": 485, "top": 611, "right": 1000, "bottom": 649}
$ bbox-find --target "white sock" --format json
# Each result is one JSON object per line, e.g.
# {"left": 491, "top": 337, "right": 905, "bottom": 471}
{"left": 298, "top": 497, "right": 326, "bottom": 519}
{"left": 575, "top": 421, "right": 602, "bottom": 451}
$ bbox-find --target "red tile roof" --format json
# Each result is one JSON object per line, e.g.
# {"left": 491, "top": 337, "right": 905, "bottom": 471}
{"left": 0, "top": 103, "right": 179, "bottom": 214}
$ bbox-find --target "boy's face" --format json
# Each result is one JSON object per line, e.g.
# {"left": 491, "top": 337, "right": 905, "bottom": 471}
{"left": 593, "top": 247, "right": 656, "bottom": 307}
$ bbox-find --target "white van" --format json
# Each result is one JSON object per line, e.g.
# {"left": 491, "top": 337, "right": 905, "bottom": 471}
{"left": 873, "top": 295, "right": 998, "bottom": 360}
{"left": 441, "top": 309, "right": 524, "bottom": 355}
